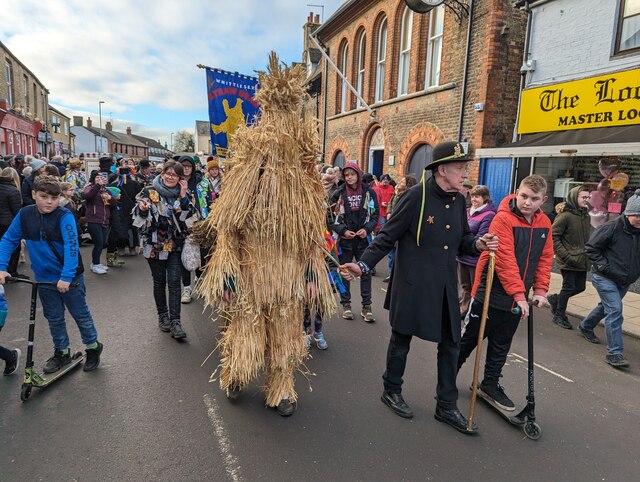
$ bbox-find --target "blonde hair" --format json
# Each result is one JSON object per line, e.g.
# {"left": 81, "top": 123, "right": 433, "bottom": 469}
{"left": 1, "top": 167, "right": 20, "bottom": 190}
{"left": 519, "top": 175, "right": 547, "bottom": 194}
{"left": 60, "top": 182, "right": 73, "bottom": 192}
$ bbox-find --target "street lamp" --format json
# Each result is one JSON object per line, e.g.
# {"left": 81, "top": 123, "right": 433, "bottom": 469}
{"left": 98, "top": 101, "right": 105, "bottom": 154}
{"left": 170, "top": 132, "right": 174, "bottom": 152}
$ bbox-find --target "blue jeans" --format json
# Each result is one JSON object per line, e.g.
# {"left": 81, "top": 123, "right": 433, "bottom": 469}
{"left": 387, "top": 247, "right": 395, "bottom": 274}
{"left": 38, "top": 274, "right": 98, "bottom": 351}
{"left": 580, "top": 273, "right": 629, "bottom": 356}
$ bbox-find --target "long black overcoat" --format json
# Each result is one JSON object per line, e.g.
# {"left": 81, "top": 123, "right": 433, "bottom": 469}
{"left": 359, "top": 177, "right": 478, "bottom": 343}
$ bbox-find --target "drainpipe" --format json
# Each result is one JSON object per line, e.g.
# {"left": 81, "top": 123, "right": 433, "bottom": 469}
{"left": 322, "top": 57, "right": 329, "bottom": 163}
{"left": 457, "top": 0, "right": 475, "bottom": 142}
{"left": 513, "top": 1, "right": 533, "bottom": 142}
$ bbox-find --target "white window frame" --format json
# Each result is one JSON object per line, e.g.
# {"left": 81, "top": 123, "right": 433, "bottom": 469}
{"left": 356, "top": 33, "right": 366, "bottom": 108}
{"left": 5, "top": 62, "right": 13, "bottom": 107}
{"left": 398, "top": 7, "right": 413, "bottom": 96}
{"left": 375, "top": 18, "right": 388, "bottom": 103}
{"left": 426, "top": 5, "right": 445, "bottom": 88}
{"left": 617, "top": 0, "right": 640, "bottom": 53}
{"left": 340, "top": 43, "right": 349, "bottom": 113}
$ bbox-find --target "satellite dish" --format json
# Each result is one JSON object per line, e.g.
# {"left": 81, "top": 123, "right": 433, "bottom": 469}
{"left": 404, "top": 0, "right": 445, "bottom": 14}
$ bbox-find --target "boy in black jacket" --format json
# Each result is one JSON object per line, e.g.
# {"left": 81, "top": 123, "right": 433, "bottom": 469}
{"left": 579, "top": 188, "right": 640, "bottom": 368}
{"left": 328, "top": 162, "right": 379, "bottom": 321}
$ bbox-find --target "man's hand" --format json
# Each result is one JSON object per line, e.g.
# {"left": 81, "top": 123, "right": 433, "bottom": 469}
{"left": 57, "top": 280, "right": 71, "bottom": 293}
{"left": 516, "top": 300, "right": 529, "bottom": 319}
{"left": 343, "top": 230, "right": 356, "bottom": 240}
{"left": 532, "top": 295, "right": 548, "bottom": 308}
{"left": 179, "top": 179, "right": 189, "bottom": 197}
{"left": 355, "top": 229, "right": 367, "bottom": 238}
{"left": 306, "top": 282, "right": 317, "bottom": 302}
{"left": 222, "top": 289, "right": 234, "bottom": 303}
{"left": 339, "top": 263, "right": 361, "bottom": 281}
{"left": 476, "top": 233, "right": 499, "bottom": 252}
{"left": 0, "top": 270, "right": 10, "bottom": 284}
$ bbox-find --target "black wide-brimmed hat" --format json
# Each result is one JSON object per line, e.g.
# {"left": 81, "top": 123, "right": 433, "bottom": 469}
{"left": 427, "top": 141, "right": 471, "bottom": 170}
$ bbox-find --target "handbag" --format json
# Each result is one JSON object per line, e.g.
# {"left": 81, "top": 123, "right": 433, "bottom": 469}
{"left": 181, "top": 235, "right": 201, "bottom": 271}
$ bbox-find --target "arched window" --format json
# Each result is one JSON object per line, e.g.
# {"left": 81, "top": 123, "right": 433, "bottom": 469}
{"left": 426, "top": 5, "right": 444, "bottom": 88}
{"left": 407, "top": 144, "right": 433, "bottom": 177}
{"left": 398, "top": 7, "right": 413, "bottom": 96}
{"left": 340, "top": 43, "right": 349, "bottom": 113}
{"left": 375, "top": 18, "right": 387, "bottom": 103}
{"left": 356, "top": 32, "right": 366, "bottom": 108}
{"left": 333, "top": 150, "right": 346, "bottom": 168}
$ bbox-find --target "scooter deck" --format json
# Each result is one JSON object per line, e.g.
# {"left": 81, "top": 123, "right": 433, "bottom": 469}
{"left": 475, "top": 388, "right": 525, "bottom": 427}
{"left": 31, "top": 352, "right": 85, "bottom": 388}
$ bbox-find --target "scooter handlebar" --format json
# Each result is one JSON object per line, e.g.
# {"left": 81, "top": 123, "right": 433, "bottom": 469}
{"left": 4, "top": 277, "right": 56, "bottom": 286}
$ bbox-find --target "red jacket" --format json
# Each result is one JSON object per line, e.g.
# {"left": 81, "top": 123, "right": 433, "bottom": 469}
{"left": 373, "top": 183, "right": 395, "bottom": 218}
{"left": 472, "top": 194, "right": 554, "bottom": 311}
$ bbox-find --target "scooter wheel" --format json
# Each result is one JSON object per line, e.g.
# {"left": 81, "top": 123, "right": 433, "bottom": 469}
{"left": 524, "top": 421, "right": 542, "bottom": 440}
{"left": 20, "top": 384, "right": 32, "bottom": 402}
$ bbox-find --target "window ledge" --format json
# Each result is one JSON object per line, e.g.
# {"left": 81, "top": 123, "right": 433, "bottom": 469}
{"left": 327, "top": 82, "right": 457, "bottom": 121}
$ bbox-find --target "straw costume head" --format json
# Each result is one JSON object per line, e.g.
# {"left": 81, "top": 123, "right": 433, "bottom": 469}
{"left": 195, "top": 52, "right": 336, "bottom": 406}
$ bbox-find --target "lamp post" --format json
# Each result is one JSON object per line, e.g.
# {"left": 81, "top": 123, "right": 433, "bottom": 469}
{"left": 170, "top": 132, "right": 174, "bottom": 152}
{"left": 98, "top": 101, "right": 105, "bottom": 154}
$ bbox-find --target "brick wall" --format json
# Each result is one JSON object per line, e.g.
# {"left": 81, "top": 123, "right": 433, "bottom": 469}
{"left": 311, "top": 0, "right": 527, "bottom": 184}
{"left": 0, "top": 43, "right": 48, "bottom": 121}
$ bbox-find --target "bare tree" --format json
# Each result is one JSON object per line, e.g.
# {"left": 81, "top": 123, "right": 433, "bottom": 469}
{"left": 173, "top": 130, "right": 195, "bottom": 153}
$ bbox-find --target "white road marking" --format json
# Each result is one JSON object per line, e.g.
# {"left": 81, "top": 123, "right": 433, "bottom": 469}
{"left": 203, "top": 394, "right": 244, "bottom": 481}
{"left": 509, "top": 353, "right": 574, "bottom": 383}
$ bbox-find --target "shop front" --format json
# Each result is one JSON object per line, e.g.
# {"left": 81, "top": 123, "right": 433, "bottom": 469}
{"left": 0, "top": 109, "right": 40, "bottom": 157}
{"left": 477, "top": 68, "right": 640, "bottom": 222}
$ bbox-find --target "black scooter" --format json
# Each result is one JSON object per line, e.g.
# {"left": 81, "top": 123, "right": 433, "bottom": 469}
{"left": 476, "top": 304, "right": 542, "bottom": 440}
{"left": 7, "top": 278, "right": 85, "bottom": 401}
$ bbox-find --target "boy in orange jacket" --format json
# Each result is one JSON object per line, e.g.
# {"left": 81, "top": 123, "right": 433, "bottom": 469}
{"left": 457, "top": 175, "right": 554, "bottom": 411}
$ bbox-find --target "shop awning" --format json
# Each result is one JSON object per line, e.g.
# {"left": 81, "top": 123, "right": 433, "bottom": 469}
{"left": 477, "top": 125, "right": 640, "bottom": 158}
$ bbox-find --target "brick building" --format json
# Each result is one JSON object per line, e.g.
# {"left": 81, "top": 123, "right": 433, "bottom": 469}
{"left": 303, "top": 0, "right": 527, "bottom": 199}
{"left": 71, "top": 117, "right": 148, "bottom": 159}
{"left": 0, "top": 41, "right": 50, "bottom": 156}
{"left": 49, "top": 105, "right": 73, "bottom": 157}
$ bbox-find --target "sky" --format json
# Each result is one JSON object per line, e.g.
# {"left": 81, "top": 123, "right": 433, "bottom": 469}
{"left": 1, "top": 0, "right": 344, "bottom": 148}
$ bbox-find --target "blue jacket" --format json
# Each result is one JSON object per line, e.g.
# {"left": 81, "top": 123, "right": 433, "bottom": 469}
{"left": 0, "top": 205, "right": 82, "bottom": 282}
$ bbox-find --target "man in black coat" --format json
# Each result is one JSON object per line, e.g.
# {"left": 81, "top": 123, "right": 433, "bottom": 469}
{"left": 341, "top": 141, "right": 498, "bottom": 435}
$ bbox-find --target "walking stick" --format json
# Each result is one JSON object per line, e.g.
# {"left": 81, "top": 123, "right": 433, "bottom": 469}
{"left": 467, "top": 251, "right": 496, "bottom": 432}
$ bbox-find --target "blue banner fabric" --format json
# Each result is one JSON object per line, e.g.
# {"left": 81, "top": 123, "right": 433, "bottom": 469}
{"left": 206, "top": 68, "right": 260, "bottom": 158}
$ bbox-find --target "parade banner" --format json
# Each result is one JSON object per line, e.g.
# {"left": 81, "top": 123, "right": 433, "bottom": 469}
{"left": 518, "top": 67, "right": 640, "bottom": 134}
{"left": 206, "top": 68, "right": 260, "bottom": 157}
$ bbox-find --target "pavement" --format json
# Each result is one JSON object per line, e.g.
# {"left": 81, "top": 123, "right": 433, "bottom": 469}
{"left": 549, "top": 272, "right": 640, "bottom": 338}
{"left": 1, "top": 251, "right": 640, "bottom": 481}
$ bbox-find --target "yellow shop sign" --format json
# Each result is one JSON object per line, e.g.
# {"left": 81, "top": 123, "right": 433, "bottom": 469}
{"left": 518, "top": 68, "right": 640, "bottom": 134}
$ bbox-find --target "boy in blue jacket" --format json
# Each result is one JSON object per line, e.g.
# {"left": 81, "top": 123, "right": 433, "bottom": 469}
{"left": 0, "top": 175, "right": 103, "bottom": 373}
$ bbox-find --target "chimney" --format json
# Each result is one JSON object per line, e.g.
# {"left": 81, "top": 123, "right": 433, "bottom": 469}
{"left": 314, "top": 14, "right": 320, "bottom": 24}
{"left": 73, "top": 116, "right": 83, "bottom": 127}
{"left": 126, "top": 127, "right": 132, "bottom": 136}
{"left": 106, "top": 121, "right": 112, "bottom": 131}
{"left": 87, "top": 117, "right": 92, "bottom": 128}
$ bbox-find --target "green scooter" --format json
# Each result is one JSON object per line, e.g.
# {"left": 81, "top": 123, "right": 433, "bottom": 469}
{"left": 8, "top": 277, "right": 85, "bottom": 401}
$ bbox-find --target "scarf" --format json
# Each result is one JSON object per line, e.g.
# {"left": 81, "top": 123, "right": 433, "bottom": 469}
{"left": 470, "top": 203, "right": 487, "bottom": 216}
{"left": 152, "top": 175, "right": 180, "bottom": 202}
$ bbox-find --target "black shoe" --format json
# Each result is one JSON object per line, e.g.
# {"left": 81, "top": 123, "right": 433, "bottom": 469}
{"left": 226, "top": 386, "right": 241, "bottom": 400}
{"left": 548, "top": 294, "right": 558, "bottom": 317}
{"left": 43, "top": 350, "right": 72, "bottom": 374}
{"left": 276, "top": 398, "right": 296, "bottom": 417}
{"left": 479, "top": 381, "right": 515, "bottom": 411}
{"left": 383, "top": 276, "right": 390, "bottom": 283}
{"left": 552, "top": 315, "right": 573, "bottom": 330}
{"left": 579, "top": 325, "right": 600, "bottom": 344}
{"left": 170, "top": 322, "right": 187, "bottom": 339}
{"left": 606, "top": 354, "right": 630, "bottom": 368}
{"left": 434, "top": 406, "right": 478, "bottom": 434}
{"left": 3, "top": 349, "right": 21, "bottom": 376}
{"left": 158, "top": 313, "right": 171, "bottom": 332}
{"left": 381, "top": 391, "right": 413, "bottom": 418}
{"left": 84, "top": 342, "right": 103, "bottom": 371}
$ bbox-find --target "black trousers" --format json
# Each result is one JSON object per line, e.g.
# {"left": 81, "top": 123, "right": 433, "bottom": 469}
{"left": 458, "top": 299, "right": 520, "bottom": 384}
{"left": 338, "top": 238, "right": 372, "bottom": 306}
{"left": 0, "top": 345, "right": 13, "bottom": 362}
{"left": 147, "top": 252, "right": 182, "bottom": 322}
{"left": 0, "top": 224, "right": 21, "bottom": 276}
{"left": 557, "top": 270, "right": 587, "bottom": 317}
{"left": 382, "top": 297, "right": 460, "bottom": 410}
